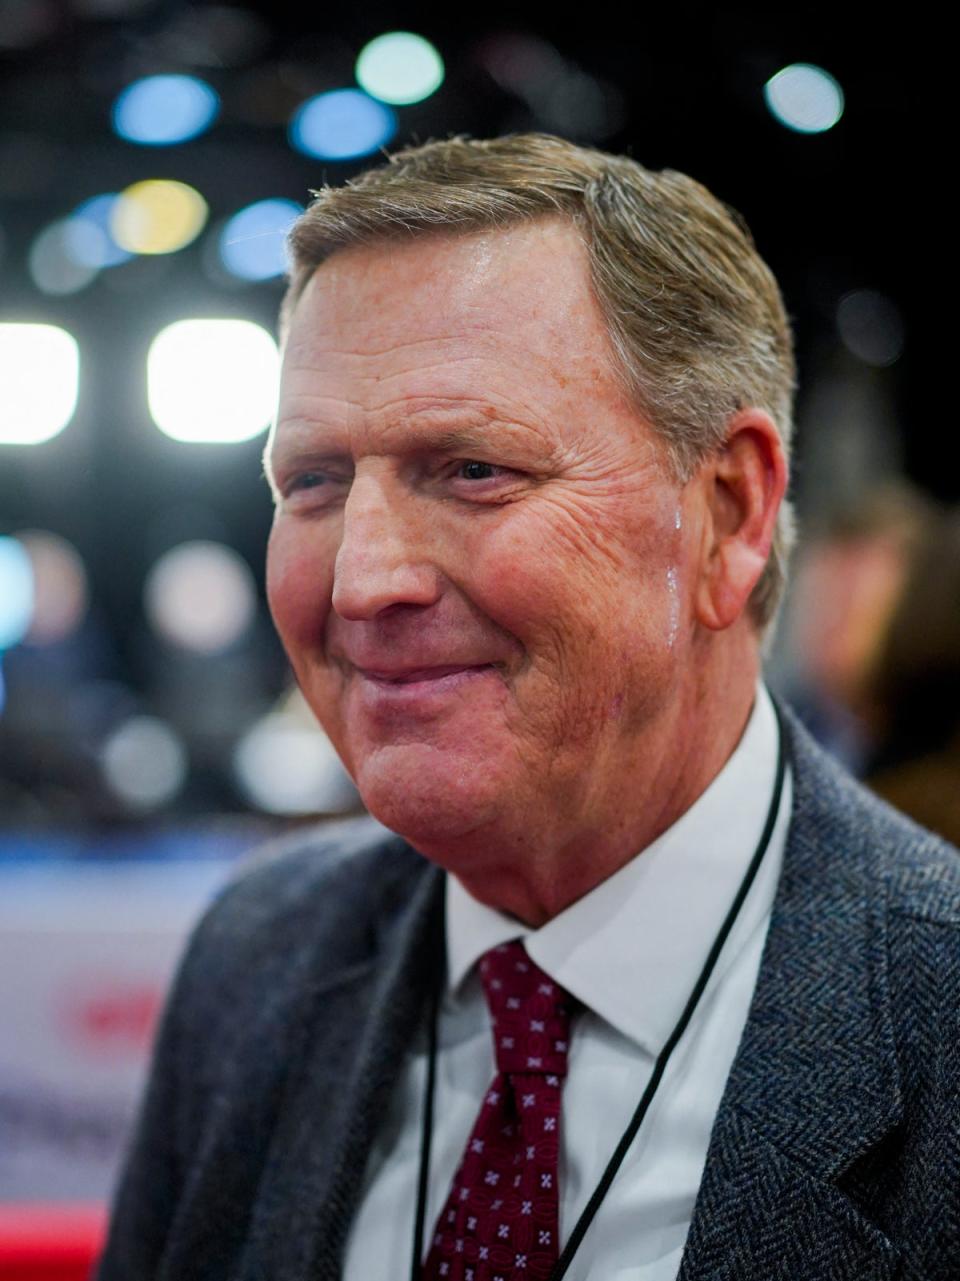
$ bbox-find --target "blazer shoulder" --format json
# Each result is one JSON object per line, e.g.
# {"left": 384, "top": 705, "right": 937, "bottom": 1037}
{"left": 833, "top": 767, "right": 960, "bottom": 925}
{"left": 192, "top": 814, "right": 429, "bottom": 962}
{"left": 883, "top": 821, "right": 960, "bottom": 926}
{"left": 98, "top": 818, "right": 436, "bottom": 1279}
{"left": 166, "top": 815, "right": 433, "bottom": 1043}
{"left": 785, "top": 703, "right": 960, "bottom": 926}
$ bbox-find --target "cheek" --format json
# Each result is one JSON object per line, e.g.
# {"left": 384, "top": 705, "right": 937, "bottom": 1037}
{"left": 454, "top": 531, "right": 555, "bottom": 648}
{"left": 461, "top": 524, "right": 626, "bottom": 716}
{"left": 468, "top": 510, "right": 686, "bottom": 733}
{"left": 463, "top": 507, "right": 643, "bottom": 647}
{"left": 265, "top": 521, "right": 334, "bottom": 648}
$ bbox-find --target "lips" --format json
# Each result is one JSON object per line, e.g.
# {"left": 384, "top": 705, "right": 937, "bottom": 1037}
{"left": 358, "top": 664, "right": 495, "bottom": 684}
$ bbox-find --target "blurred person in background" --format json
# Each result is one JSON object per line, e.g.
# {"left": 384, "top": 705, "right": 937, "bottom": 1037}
{"left": 98, "top": 135, "right": 960, "bottom": 1281}
{"left": 863, "top": 505, "right": 960, "bottom": 844}
{"left": 778, "top": 481, "right": 933, "bottom": 773}
{"left": 779, "top": 481, "right": 960, "bottom": 846}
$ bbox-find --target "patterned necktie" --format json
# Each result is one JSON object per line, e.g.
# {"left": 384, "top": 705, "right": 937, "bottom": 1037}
{"left": 422, "top": 939, "right": 577, "bottom": 1281}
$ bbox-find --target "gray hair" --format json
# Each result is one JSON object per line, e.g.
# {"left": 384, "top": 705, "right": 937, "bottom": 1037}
{"left": 282, "top": 133, "right": 796, "bottom": 635}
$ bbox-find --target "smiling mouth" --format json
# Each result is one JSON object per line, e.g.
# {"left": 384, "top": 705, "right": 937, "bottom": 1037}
{"left": 358, "top": 664, "right": 496, "bottom": 685}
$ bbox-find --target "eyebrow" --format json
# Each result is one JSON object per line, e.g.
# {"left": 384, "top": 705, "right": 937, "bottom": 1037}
{"left": 264, "top": 401, "right": 545, "bottom": 492}
{"left": 274, "top": 402, "right": 511, "bottom": 450}
{"left": 403, "top": 423, "right": 497, "bottom": 453}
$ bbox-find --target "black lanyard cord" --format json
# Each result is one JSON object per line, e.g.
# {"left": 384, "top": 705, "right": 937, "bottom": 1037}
{"left": 412, "top": 697, "right": 789, "bottom": 1281}
{"left": 410, "top": 974, "right": 440, "bottom": 1281}
{"left": 550, "top": 695, "right": 788, "bottom": 1277}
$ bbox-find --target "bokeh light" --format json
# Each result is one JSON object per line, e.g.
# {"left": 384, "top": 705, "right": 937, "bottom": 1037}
{"left": 100, "top": 715, "right": 188, "bottom": 809}
{"left": 29, "top": 221, "right": 100, "bottom": 295}
{"left": 764, "top": 63, "right": 844, "bottom": 134}
{"left": 144, "top": 540, "right": 256, "bottom": 654}
{"left": 147, "top": 318, "right": 278, "bottom": 442}
{"left": 112, "top": 74, "right": 220, "bottom": 146}
{"left": 234, "top": 712, "right": 358, "bottom": 815}
{"left": 112, "top": 180, "right": 209, "bottom": 255}
{"left": 68, "top": 195, "right": 133, "bottom": 269}
{"left": 0, "top": 536, "right": 34, "bottom": 649}
{"left": 836, "top": 290, "right": 905, "bottom": 367}
{"left": 289, "top": 88, "right": 396, "bottom": 160}
{"left": 219, "top": 198, "right": 303, "bottom": 281}
{"left": 17, "top": 530, "right": 89, "bottom": 645}
{"left": 0, "top": 324, "right": 79, "bottom": 445}
{"left": 355, "top": 32, "right": 444, "bottom": 105}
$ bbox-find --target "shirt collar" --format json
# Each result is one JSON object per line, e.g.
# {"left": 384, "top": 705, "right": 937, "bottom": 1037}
{"left": 445, "top": 682, "right": 787, "bottom": 1055}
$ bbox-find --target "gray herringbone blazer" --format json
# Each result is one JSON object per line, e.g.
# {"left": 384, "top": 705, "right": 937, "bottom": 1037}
{"left": 98, "top": 708, "right": 960, "bottom": 1280}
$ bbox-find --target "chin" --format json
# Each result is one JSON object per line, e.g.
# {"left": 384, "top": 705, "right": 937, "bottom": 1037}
{"left": 352, "top": 742, "right": 504, "bottom": 849}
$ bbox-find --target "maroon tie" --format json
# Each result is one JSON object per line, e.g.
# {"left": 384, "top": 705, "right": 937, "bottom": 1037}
{"left": 422, "top": 939, "right": 577, "bottom": 1281}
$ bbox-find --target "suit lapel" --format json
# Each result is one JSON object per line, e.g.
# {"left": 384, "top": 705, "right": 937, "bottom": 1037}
{"left": 236, "top": 852, "right": 445, "bottom": 1281}
{"left": 678, "top": 711, "right": 904, "bottom": 1280}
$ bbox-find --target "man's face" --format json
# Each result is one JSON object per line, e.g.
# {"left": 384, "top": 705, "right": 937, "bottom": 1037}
{"left": 266, "top": 220, "right": 702, "bottom": 859}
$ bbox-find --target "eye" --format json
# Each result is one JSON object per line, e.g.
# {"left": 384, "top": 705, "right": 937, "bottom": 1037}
{"left": 457, "top": 460, "right": 498, "bottom": 481}
{"left": 446, "top": 458, "right": 522, "bottom": 503}
{"left": 278, "top": 468, "right": 351, "bottom": 509}
{"left": 286, "top": 471, "right": 328, "bottom": 493}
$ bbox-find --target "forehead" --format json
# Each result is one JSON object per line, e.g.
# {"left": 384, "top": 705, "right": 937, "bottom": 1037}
{"left": 279, "top": 219, "right": 628, "bottom": 411}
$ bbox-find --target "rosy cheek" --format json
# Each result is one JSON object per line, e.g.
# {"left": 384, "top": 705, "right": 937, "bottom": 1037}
{"left": 266, "top": 523, "right": 334, "bottom": 644}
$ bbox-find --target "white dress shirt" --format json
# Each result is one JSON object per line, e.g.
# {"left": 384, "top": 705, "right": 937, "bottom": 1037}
{"left": 344, "top": 684, "right": 792, "bottom": 1280}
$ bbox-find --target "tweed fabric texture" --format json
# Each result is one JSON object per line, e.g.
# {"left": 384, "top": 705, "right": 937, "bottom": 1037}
{"left": 423, "top": 941, "right": 576, "bottom": 1281}
{"left": 98, "top": 707, "right": 960, "bottom": 1281}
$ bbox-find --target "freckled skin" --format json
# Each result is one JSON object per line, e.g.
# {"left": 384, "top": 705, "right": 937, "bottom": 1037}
{"left": 265, "top": 219, "right": 786, "bottom": 924}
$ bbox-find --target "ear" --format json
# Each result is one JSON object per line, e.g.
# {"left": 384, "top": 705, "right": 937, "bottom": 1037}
{"left": 693, "top": 408, "right": 788, "bottom": 632}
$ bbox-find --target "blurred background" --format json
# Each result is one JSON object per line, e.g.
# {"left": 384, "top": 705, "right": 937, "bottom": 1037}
{"left": 0, "top": 3, "right": 954, "bottom": 1273}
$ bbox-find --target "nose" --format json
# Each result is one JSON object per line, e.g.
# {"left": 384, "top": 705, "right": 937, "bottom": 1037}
{"left": 331, "top": 470, "right": 441, "bottom": 620}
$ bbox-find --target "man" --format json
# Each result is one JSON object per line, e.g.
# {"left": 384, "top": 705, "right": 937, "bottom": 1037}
{"left": 99, "top": 135, "right": 960, "bottom": 1281}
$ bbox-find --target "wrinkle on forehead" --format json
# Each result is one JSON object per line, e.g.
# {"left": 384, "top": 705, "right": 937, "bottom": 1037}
{"left": 285, "top": 218, "right": 607, "bottom": 367}
{"left": 273, "top": 217, "right": 656, "bottom": 473}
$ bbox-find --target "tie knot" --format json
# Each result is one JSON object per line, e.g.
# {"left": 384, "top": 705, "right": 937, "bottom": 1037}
{"left": 480, "top": 940, "right": 575, "bottom": 1078}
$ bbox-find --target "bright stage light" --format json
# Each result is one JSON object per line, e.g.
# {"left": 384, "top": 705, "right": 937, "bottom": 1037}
{"left": 112, "top": 179, "right": 208, "bottom": 255}
{"left": 0, "top": 536, "right": 34, "bottom": 650}
{"left": 356, "top": 32, "right": 444, "bottom": 105}
{"left": 764, "top": 63, "right": 844, "bottom": 134}
{"left": 219, "top": 198, "right": 303, "bottom": 281}
{"left": 0, "top": 324, "right": 79, "bottom": 445}
{"left": 147, "top": 318, "right": 278, "bottom": 442}
{"left": 144, "top": 540, "right": 256, "bottom": 654}
{"left": 289, "top": 88, "right": 396, "bottom": 160}
{"left": 112, "top": 74, "right": 220, "bottom": 146}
